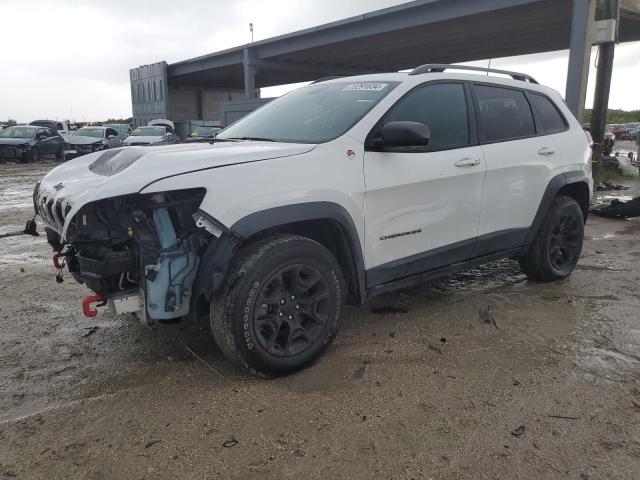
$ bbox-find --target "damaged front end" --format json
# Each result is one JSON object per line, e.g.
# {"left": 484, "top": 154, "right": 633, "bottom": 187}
{"left": 38, "top": 187, "right": 223, "bottom": 324}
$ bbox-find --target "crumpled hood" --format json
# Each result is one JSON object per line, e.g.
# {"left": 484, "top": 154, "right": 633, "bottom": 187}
{"left": 0, "top": 138, "right": 32, "bottom": 146}
{"left": 67, "top": 135, "right": 103, "bottom": 145}
{"left": 35, "top": 141, "right": 316, "bottom": 240}
{"left": 123, "top": 135, "right": 164, "bottom": 144}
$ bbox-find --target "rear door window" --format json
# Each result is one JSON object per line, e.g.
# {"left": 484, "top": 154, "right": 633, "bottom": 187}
{"left": 473, "top": 85, "right": 536, "bottom": 142}
{"left": 529, "top": 93, "right": 567, "bottom": 134}
{"left": 383, "top": 83, "right": 470, "bottom": 151}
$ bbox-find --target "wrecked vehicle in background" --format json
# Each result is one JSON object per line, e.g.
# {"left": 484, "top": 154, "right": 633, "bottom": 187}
{"left": 65, "top": 126, "right": 123, "bottom": 158}
{"left": 30, "top": 120, "right": 73, "bottom": 142}
{"left": 122, "top": 119, "right": 177, "bottom": 146}
{"left": 0, "top": 125, "right": 64, "bottom": 163}
{"left": 33, "top": 65, "right": 592, "bottom": 376}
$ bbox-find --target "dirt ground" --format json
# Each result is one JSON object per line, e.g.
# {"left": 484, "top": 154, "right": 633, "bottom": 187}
{"left": 1, "top": 158, "right": 639, "bottom": 480}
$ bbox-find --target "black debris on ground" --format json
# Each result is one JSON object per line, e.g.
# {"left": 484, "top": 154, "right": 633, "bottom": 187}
{"left": 591, "top": 196, "right": 640, "bottom": 219}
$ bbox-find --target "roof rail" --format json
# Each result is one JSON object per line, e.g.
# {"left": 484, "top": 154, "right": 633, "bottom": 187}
{"left": 409, "top": 63, "right": 539, "bottom": 84}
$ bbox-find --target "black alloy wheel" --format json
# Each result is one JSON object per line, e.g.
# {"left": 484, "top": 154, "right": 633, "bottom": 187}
{"left": 548, "top": 212, "right": 581, "bottom": 271}
{"left": 253, "top": 264, "right": 332, "bottom": 357}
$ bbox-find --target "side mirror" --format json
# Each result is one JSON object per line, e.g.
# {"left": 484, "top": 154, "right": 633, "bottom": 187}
{"left": 107, "top": 135, "right": 116, "bottom": 140}
{"left": 38, "top": 133, "right": 47, "bottom": 140}
{"left": 376, "top": 121, "right": 430, "bottom": 149}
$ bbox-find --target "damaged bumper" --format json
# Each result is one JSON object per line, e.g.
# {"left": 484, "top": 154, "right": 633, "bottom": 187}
{"left": 38, "top": 188, "right": 222, "bottom": 324}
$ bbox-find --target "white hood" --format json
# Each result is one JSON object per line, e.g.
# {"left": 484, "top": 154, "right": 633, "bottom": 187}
{"left": 68, "top": 135, "right": 103, "bottom": 145}
{"left": 35, "top": 141, "right": 316, "bottom": 240}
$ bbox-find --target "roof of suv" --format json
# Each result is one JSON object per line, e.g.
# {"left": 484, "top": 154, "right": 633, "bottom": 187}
{"left": 317, "top": 71, "right": 561, "bottom": 98}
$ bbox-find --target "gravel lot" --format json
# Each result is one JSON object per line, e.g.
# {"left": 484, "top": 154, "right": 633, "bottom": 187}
{"left": 1, "top": 159, "right": 639, "bottom": 479}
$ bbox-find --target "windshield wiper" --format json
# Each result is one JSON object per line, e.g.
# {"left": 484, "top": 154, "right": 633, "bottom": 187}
{"left": 207, "top": 138, "right": 240, "bottom": 143}
{"left": 225, "top": 136, "right": 276, "bottom": 142}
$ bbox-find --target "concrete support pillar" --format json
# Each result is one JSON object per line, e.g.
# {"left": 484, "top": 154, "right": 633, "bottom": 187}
{"left": 590, "top": 0, "right": 619, "bottom": 165}
{"left": 565, "top": 0, "right": 596, "bottom": 121}
{"left": 243, "top": 48, "right": 257, "bottom": 99}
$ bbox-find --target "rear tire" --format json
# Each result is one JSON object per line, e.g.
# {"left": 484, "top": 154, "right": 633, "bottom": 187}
{"left": 210, "top": 234, "right": 345, "bottom": 376}
{"left": 519, "top": 195, "right": 584, "bottom": 281}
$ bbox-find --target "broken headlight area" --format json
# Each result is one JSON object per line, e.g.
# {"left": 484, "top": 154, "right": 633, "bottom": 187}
{"left": 48, "top": 188, "right": 214, "bottom": 323}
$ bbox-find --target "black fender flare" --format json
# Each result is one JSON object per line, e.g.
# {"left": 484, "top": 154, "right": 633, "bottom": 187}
{"left": 521, "top": 171, "right": 590, "bottom": 253}
{"left": 195, "top": 202, "right": 366, "bottom": 302}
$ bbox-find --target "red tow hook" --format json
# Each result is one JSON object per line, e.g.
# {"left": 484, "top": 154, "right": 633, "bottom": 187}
{"left": 53, "top": 252, "right": 67, "bottom": 269}
{"left": 83, "top": 295, "right": 107, "bottom": 318}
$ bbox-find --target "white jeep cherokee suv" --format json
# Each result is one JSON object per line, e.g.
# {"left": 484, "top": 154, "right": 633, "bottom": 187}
{"left": 33, "top": 64, "right": 592, "bottom": 376}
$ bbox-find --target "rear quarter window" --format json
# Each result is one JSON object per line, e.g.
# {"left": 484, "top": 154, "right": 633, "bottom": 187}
{"left": 529, "top": 93, "right": 568, "bottom": 134}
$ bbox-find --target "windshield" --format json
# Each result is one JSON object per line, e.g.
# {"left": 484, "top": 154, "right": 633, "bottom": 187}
{"left": 74, "top": 128, "right": 104, "bottom": 139}
{"left": 0, "top": 126, "right": 36, "bottom": 139}
{"left": 131, "top": 127, "right": 165, "bottom": 137}
{"left": 106, "top": 125, "right": 129, "bottom": 135}
{"left": 190, "top": 126, "right": 220, "bottom": 137}
{"left": 217, "top": 81, "right": 400, "bottom": 143}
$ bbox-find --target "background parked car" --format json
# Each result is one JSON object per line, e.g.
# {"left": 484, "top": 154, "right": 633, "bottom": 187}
{"left": 30, "top": 120, "right": 72, "bottom": 141}
{"left": 65, "top": 126, "right": 122, "bottom": 158}
{"left": 624, "top": 122, "right": 640, "bottom": 140}
{"left": 122, "top": 120, "right": 177, "bottom": 146}
{"left": 607, "top": 123, "right": 627, "bottom": 139}
{"left": 183, "top": 125, "right": 223, "bottom": 143}
{"left": 105, "top": 123, "right": 131, "bottom": 140}
{"left": 0, "top": 125, "right": 63, "bottom": 163}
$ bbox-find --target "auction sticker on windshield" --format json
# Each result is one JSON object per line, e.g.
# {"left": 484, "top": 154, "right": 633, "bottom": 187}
{"left": 342, "top": 83, "right": 388, "bottom": 92}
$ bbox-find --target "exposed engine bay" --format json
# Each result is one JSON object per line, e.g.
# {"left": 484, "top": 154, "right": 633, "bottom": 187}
{"left": 40, "top": 188, "right": 218, "bottom": 323}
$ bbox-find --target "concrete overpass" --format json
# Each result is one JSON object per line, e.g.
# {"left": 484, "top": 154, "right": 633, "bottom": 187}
{"left": 130, "top": 0, "right": 640, "bottom": 128}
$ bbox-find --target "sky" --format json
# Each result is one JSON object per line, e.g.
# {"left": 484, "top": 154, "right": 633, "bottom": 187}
{"left": 0, "top": 0, "right": 638, "bottom": 122}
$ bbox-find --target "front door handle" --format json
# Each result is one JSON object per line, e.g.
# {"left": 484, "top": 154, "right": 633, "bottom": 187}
{"left": 538, "top": 147, "right": 556, "bottom": 157}
{"left": 455, "top": 157, "right": 481, "bottom": 167}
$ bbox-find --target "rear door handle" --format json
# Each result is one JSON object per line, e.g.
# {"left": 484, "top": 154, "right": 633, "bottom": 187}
{"left": 538, "top": 147, "right": 556, "bottom": 157}
{"left": 455, "top": 157, "right": 481, "bottom": 167}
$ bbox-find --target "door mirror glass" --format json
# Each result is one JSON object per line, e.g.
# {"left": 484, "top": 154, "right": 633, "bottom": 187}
{"left": 379, "top": 121, "right": 430, "bottom": 148}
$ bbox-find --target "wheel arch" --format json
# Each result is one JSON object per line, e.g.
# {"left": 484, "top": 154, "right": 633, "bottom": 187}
{"left": 521, "top": 171, "right": 590, "bottom": 255}
{"left": 557, "top": 181, "right": 590, "bottom": 221}
{"left": 231, "top": 202, "right": 366, "bottom": 305}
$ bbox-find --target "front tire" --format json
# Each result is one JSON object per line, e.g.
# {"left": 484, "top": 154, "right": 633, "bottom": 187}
{"left": 29, "top": 147, "right": 40, "bottom": 163}
{"left": 519, "top": 195, "right": 584, "bottom": 281}
{"left": 210, "top": 235, "right": 345, "bottom": 376}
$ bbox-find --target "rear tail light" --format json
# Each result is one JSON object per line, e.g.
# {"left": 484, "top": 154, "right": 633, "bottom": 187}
{"left": 584, "top": 130, "right": 594, "bottom": 147}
